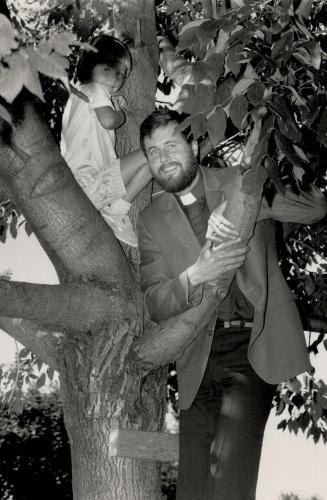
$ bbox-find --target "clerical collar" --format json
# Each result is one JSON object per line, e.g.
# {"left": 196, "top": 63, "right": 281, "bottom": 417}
{"left": 177, "top": 171, "right": 205, "bottom": 206}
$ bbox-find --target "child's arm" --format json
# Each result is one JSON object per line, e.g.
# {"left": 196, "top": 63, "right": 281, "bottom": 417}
{"left": 95, "top": 105, "right": 125, "bottom": 130}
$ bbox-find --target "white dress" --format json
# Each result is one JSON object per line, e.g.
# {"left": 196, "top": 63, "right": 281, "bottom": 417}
{"left": 60, "top": 81, "right": 126, "bottom": 210}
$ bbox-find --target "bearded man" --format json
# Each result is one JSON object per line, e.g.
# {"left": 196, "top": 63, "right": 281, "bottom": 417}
{"left": 137, "top": 108, "right": 326, "bottom": 500}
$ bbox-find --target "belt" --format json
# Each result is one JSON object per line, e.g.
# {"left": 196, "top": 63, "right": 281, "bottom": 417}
{"left": 218, "top": 320, "right": 253, "bottom": 329}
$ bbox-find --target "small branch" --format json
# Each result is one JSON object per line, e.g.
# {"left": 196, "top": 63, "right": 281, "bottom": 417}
{"left": 0, "top": 280, "right": 135, "bottom": 332}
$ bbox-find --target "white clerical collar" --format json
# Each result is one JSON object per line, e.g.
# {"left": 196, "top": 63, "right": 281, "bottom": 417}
{"left": 177, "top": 171, "right": 203, "bottom": 205}
{"left": 179, "top": 192, "right": 197, "bottom": 205}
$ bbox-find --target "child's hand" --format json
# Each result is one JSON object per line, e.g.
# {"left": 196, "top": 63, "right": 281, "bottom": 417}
{"left": 112, "top": 95, "right": 129, "bottom": 110}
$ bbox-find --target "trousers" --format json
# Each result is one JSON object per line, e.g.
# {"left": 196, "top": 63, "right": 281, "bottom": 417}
{"left": 176, "top": 326, "right": 276, "bottom": 500}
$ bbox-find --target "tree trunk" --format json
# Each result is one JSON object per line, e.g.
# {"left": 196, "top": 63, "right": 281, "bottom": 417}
{"left": 0, "top": 1, "right": 169, "bottom": 499}
{"left": 59, "top": 319, "right": 166, "bottom": 500}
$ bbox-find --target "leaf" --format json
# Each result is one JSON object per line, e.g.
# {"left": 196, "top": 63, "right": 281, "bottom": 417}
{"left": 226, "top": 43, "right": 243, "bottom": 77}
{"left": 274, "top": 130, "right": 305, "bottom": 167}
{"left": 176, "top": 84, "right": 214, "bottom": 114}
{"left": 166, "top": 0, "right": 187, "bottom": 14}
{"left": 50, "top": 31, "right": 78, "bottom": 56}
{"left": 23, "top": 57, "right": 45, "bottom": 102}
{"left": 214, "top": 77, "right": 235, "bottom": 105}
{"left": 271, "top": 30, "right": 294, "bottom": 60}
{"left": 247, "top": 82, "right": 265, "bottom": 105}
{"left": 19, "top": 348, "right": 30, "bottom": 359}
{"left": 27, "top": 47, "right": 69, "bottom": 80}
{"left": 229, "top": 95, "right": 248, "bottom": 130}
{"left": 276, "top": 399, "right": 286, "bottom": 416}
{"left": 191, "top": 113, "right": 206, "bottom": 140}
{"left": 242, "top": 117, "right": 262, "bottom": 166}
{"left": 192, "top": 61, "right": 210, "bottom": 85}
{"left": 215, "top": 28, "right": 229, "bottom": 53}
{"left": 264, "top": 157, "right": 286, "bottom": 196}
{"left": 286, "top": 377, "right": 302, "bottom": 393}
{"left": 36, "top": 372, "right": 46, "bottom": 389}
{"left": 179, "top": 18, "right": 211, "bottom": 36}
{"left": 0, "top": 14, "right": 19, "bottom": 58}
{"left": 194, "top": 84, "right": 215, "bottom": 113}
{"left": 304, "top": 276, "right": 315, "bottom": 295}
{"left": 295, "top": 0, "right": 313, "bottom": 19}
{"left": 206, "top": 107, "right": 227, "bottom": 146}
{"left": 232, "top": 77, "right": 256, "bottom": 97}
{"left": 177, "top": 28, "right": 200, "bottom": 53}
{"left": 47, "top": 366, "right": 55, "bottom": 382}
{"left": 204, "top": 53, "right": 224, "bottom": 83}
{"left": 0, "top": 52, "right": 26, "bottom": 103}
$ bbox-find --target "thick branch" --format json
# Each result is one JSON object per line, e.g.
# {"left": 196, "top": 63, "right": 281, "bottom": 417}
{"left": 0, "top": 97, "right": 133, "bottom": 287}
{"left": 0, "top": 280, "right": 135, "bottom": 332}
{"left": 131, "top": 288, "right": 218, "bottom": 369}
{"left": 0, "top": 317, "right": 60, "bottom": 370}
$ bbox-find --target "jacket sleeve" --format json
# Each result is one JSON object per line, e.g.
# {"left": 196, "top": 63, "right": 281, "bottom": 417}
{"left": 257, "top": 184, "right": 327, "bottom": 224}
{"left": 137, "top": 213, "right": 203, "bottom": 323}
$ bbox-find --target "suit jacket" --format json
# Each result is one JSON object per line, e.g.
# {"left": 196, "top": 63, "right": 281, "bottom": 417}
{"left": 137, "top": 166, "right": 326, "bottom": 410}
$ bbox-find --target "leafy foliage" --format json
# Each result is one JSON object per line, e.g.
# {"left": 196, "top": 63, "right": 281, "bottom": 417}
{"left": 0, "top": 390, "right": 72, "bottom": 500}
{"left": 155, "top": 0, "right": 327, "bottom": 438}
{"left": 273, "top": 373, "right": 327, "bottom": 444}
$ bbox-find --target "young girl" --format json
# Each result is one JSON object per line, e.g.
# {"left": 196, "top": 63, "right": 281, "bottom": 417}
{"left": 61, "top": 34, "right": 152, "bottom": 246}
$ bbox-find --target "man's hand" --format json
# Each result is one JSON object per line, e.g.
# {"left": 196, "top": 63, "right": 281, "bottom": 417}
{"left": 186, "top": 239, "right": 248, "bottom": 287}
{"left": 206, "top": 200, "right": 239, "bottom": 244}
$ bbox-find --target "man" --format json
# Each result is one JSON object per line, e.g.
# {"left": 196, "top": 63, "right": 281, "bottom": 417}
{"left": 137, "top": 109, "right": 326, "bottom": 500}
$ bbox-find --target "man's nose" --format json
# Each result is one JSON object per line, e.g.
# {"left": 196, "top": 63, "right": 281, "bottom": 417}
{"left": 159, "top": 148, "right": 170, "bottom": 162}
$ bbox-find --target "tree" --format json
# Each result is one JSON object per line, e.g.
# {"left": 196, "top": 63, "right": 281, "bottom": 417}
{"left": 0, "top": 0, "right": 327, "bottom": 498}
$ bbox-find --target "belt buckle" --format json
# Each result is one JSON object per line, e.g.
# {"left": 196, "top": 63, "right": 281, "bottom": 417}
{"left": 223, "top": 320, "right": 253, "bottom": 329}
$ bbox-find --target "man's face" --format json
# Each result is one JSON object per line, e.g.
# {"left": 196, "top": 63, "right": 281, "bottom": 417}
{"left": 143, "top": 122, "right": 199, "bottom": 193}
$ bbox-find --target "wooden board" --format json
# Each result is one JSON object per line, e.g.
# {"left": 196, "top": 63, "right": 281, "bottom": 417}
{"left": 109, "top": 429, "right": 179, "bottom": 462}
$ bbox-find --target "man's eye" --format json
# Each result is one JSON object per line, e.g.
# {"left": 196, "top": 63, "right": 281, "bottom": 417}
{"left": 148, "top": 149, "right": 158, "bottom": 158}
{"left": 166, "top": 143, "right": 175, "bottom": 150}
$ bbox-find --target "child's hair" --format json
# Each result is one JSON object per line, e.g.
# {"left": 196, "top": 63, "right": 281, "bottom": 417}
{"left": 76, "top": 34, "right": 132, "bottom": 84}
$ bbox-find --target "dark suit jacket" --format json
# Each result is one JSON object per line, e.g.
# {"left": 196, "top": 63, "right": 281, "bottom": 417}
{"left": 137, "top": 166, "right": 326, "bottom": 410}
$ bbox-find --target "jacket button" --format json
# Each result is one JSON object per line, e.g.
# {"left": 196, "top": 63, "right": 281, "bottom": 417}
{"left": 208, "top": 329, "right": 213, "bottom": 336}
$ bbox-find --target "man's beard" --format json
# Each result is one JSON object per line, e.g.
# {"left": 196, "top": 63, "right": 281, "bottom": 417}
{"left": 154, "top": 157, "right": 198, "bottom": 193}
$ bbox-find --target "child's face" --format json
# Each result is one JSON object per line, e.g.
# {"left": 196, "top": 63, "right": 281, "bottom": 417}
{"left": 91, "top": 62, "right": 128, "bottom": 93}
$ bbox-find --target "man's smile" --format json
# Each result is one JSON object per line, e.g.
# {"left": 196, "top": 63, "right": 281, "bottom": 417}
{"left": 160, "top": 162, "right": 181, "bottom": 174}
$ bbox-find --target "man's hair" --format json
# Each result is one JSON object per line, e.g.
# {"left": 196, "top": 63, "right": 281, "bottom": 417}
{"left": 76, "top": 34, "right": 132, "bottom": 83}
{"left": 139, "top": 108, "right": 191, "bottom": 155}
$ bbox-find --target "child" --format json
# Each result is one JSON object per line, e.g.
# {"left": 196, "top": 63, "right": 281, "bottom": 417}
{"left": 61, "top": 34, "right": 152, "bottom": 246}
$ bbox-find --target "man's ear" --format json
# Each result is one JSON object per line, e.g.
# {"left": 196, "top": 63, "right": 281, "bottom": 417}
{"left": 191, "top": 140, "right": 199, "bottom": 157}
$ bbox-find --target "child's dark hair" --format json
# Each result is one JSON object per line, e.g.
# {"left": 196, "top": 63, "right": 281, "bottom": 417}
{"left": 76, "top": 34, "right": 132, "bottom": 84}
{"left": 140, "top": 108, "right": 191, "bottom": 155}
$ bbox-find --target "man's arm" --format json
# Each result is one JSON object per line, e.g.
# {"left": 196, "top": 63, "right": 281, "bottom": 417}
{"left": 258, "top": 184, "right": 326, "bottom": 224}
{"left": 138, "top": 217, "right": 203, "bottom": 323}
{"left": 138, "top": 214, "right": 247, "bottom": 323}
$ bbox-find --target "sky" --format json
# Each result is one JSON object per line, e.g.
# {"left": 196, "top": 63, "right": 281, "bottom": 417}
{"left": 0, "top": 228, "right": 327, "bottom": 500}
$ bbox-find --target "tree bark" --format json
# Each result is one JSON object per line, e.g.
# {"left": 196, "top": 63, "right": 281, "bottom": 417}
{"left": 0, "top": 280, "right": 134, "bottom": 331}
